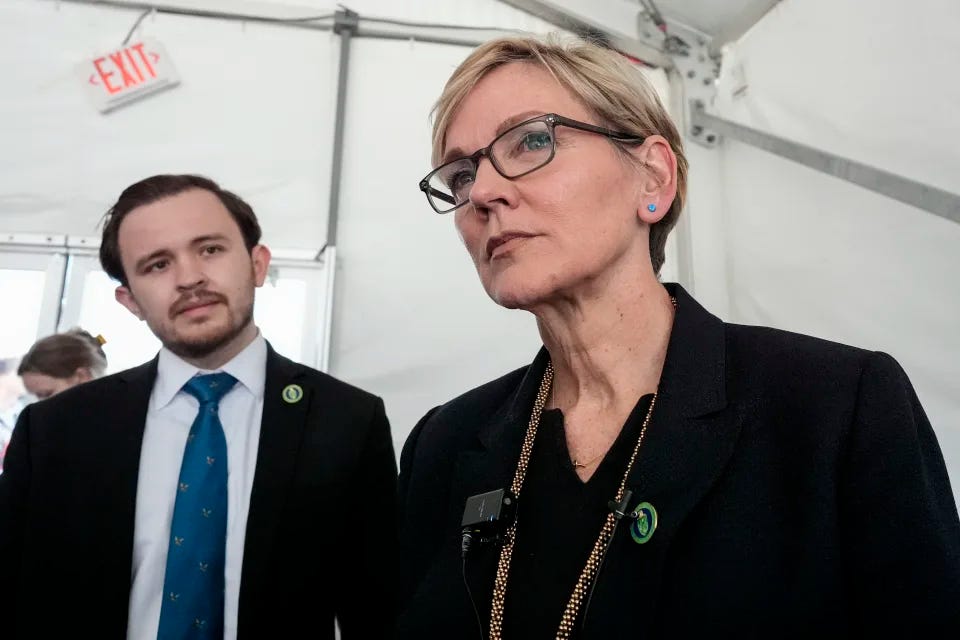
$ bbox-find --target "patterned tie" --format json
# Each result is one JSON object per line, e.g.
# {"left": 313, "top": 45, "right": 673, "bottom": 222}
{"left": 157, "top": 372, "right": 237, "bottom": 639}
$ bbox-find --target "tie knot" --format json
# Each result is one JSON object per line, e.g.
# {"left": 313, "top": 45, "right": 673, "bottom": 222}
{"left": 182, "top": 372, "right": 238, "bottom": 405}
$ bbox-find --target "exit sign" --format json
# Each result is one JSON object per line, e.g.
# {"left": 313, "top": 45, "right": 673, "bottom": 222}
{"left": 82, "top": 39, "right": 180, "bottom": 113}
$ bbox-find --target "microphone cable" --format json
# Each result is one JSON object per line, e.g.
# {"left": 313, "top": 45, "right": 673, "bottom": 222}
{"left": 581, "top": 490, "right": 635, "bottom": 633}
{"left": 578, "top": 519, "right": 619, "bottom": 634}
{"left": 461, "top": 529, "right": 485, "bottom": 640}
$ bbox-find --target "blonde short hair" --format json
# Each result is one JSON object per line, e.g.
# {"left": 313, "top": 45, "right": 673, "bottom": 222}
{"left": 431, "top": 34, "right": 688, "bottom": 275}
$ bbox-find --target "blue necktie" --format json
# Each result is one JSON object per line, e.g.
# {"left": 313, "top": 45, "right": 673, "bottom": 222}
{"left": 157, "top": 372, "right": 237, "bottom": 639}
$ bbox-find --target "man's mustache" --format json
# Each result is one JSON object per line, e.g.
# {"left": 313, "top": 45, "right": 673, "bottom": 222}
{"left": 169, "top": 290, "right": 228, "bottom": 318}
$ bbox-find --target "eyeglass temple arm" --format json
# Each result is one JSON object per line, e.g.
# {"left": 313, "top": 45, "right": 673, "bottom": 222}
{"left": 551, "top": 115, "right": 645, "bottom": 144}
{"left": 421, "top": 182, "right": 457, "bottom": 206}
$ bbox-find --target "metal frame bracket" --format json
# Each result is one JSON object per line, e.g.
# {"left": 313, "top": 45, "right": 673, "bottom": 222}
{"left": 688, "top": 101, "right": 960, "bottom": 224}
{"left": 634, "top": 10, "right": 722, "bottom": 148}
{"left": 333, "top": 7, "right": 358, "bottom": 35}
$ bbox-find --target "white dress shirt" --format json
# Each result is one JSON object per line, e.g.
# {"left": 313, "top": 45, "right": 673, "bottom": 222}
{"left": 127, "top": 334, "right": 267, "bottom": 640}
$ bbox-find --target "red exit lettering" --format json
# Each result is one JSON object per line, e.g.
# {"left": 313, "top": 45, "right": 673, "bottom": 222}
{"left": 91, "top": 43, "right": 158, "bottom": 95}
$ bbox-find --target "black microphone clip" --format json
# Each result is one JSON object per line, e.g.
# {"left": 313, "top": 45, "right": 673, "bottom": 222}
{"left": 607, "top": 489, "right": 637, "bottom": 521}
{"left": 460, "top": 488, "right": 517, "bottom": 557}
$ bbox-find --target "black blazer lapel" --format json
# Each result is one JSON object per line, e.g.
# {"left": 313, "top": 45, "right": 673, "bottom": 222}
{"left": 626, "top": 283, "right": 737, "bottom": 523}
{"left": 447, "top": 351, "right": 551, "bottom": 622}
{"left": 101, "top": 358, "right": 156, "bottom": 630}
{"left": 450, "top": 349, "right": 552, "bottom": 512}
{"left": 238, "top": 346, "right": 310, "bottom": 616}
{"left": 583, "top": 284, "right": 742, "bottom": 634}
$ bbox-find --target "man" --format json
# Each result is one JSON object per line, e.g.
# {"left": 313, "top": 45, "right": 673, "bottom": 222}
{"left": 0, "top": 175, "right": 397, "bottom": 638}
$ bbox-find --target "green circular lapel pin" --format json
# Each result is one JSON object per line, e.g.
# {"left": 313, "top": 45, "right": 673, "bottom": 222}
{"left": 630, "top": 502, "right": 658, "bottom": 544}
{"left": 282, "top": 384, "right": 304, "bottom": 404}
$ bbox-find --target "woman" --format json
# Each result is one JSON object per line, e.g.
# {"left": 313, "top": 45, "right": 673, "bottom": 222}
{"left": 397, "top": 35, "right": 960, "bottom": 638}
{"left": 17, "top": 329, "right": 108, "bottom": 400}
{"left": 1, "top": 329, "right": 106, "bottom": 472}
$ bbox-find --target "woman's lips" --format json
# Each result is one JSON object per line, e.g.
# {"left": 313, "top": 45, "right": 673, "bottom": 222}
{"left": 487, "top": 232, "right": 536, "bottom": 259}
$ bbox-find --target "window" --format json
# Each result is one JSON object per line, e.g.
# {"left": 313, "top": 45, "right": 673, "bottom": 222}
{"left": 58, "top": 252, "right": 333, "bottom": 373}
{"left": 0, "top": 246, "right": 67, "bottom": 360}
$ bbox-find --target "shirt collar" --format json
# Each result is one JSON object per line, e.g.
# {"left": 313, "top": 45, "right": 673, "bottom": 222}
{"left": 150, "top": 332, "right": 268, "bottom": 410}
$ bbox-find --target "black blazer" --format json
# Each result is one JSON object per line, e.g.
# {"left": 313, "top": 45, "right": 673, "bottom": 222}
{"left": 397, "top": 284, "right": 960, "bottom": 638}
{"left": 0, "top": 345, "right": 397, "bottom": 639}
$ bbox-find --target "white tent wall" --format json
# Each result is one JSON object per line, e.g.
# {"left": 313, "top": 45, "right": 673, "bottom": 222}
{"left": 677, "top": 135, "right": 730, "bottom": 318}
{"left": 0, "top": 0, "right": 339, "bottom": 249}
{"left": 707, "top": 0, "right": 960, "bottom": 502}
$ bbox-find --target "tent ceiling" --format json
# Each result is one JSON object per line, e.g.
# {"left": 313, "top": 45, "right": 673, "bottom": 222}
{"left": 645, "top": 0, "right": 782, "bottom": 44}
{"left": 48, "top": 1, "right": 782, "bottom": 62}
{"left": 500, "top": 0, "right": 782, "bottom": 58}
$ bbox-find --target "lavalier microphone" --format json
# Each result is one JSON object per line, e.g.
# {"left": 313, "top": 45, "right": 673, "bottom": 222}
{"left": 460, "top": 488, "right": 517, "bottom": 558}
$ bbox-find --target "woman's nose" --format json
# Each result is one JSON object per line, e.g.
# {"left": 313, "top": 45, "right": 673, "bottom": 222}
{"left": 468, "top": 157, "right": 515, "bottom": 211}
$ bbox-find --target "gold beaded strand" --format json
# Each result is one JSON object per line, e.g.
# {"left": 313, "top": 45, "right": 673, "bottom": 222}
{"left": 488, "top": 360, "right": 553, "bottom": 640}
{"left": 487, "top": 363, "right": 659, "bottom": 640}
{"left": 487, "top": 296, "right": 673, "bottom": 640}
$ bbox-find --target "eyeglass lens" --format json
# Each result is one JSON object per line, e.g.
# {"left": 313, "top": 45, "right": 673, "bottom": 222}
{"left": 427, "top": 119, "right": 556, "bottom": 211}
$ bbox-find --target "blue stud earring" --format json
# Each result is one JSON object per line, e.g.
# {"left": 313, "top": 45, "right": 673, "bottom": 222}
{"left": 647, "top": 203, "right": 657, "bottom": 212}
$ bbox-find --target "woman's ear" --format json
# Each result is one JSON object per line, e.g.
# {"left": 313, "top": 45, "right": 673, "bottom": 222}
{"left": 73, "top": 367, "right": 93, "bottom": 383}
{"left": 632, "top": 134, "right": 677, "bottom": 224}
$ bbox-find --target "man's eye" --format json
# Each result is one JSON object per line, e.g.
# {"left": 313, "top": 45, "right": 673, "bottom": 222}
{"left": 146, "top": 260, "right": 168, "bottom": 272}
{"left": 203, "top": 245, "right": 223, "bottom": 255}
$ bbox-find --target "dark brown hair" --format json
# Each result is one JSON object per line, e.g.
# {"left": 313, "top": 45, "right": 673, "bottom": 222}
{"left": 99, "top": 174, "right": 262, "bottom": 285}
{"left": 18, "top": 329, "right": 108, "bottom": 379}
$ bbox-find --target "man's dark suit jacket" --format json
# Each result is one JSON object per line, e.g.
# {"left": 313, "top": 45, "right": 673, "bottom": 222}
{"left": 0, "top": 345, "right": 397, "bottom": 639}
{"left": 397, "top": 284, "right": 960, "bottom": 638}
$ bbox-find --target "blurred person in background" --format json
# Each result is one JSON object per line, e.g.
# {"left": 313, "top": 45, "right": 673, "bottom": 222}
{"left": 0, "top": 357, "right": 28, "bottom": 474}
{"left": 18, "top": 328, "right": 108, "bottom": 400}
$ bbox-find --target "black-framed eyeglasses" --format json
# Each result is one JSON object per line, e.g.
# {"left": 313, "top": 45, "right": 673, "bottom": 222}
{"left": 419, "top": 113, "right": 645, "bottom": 214}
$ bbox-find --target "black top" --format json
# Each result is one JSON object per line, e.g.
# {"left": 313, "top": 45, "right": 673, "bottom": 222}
{"left": 397, "top": 284, "right": 960, "bottom": 639}
{"left": 502, "top": 395, "right": 655, "bottom": 639}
